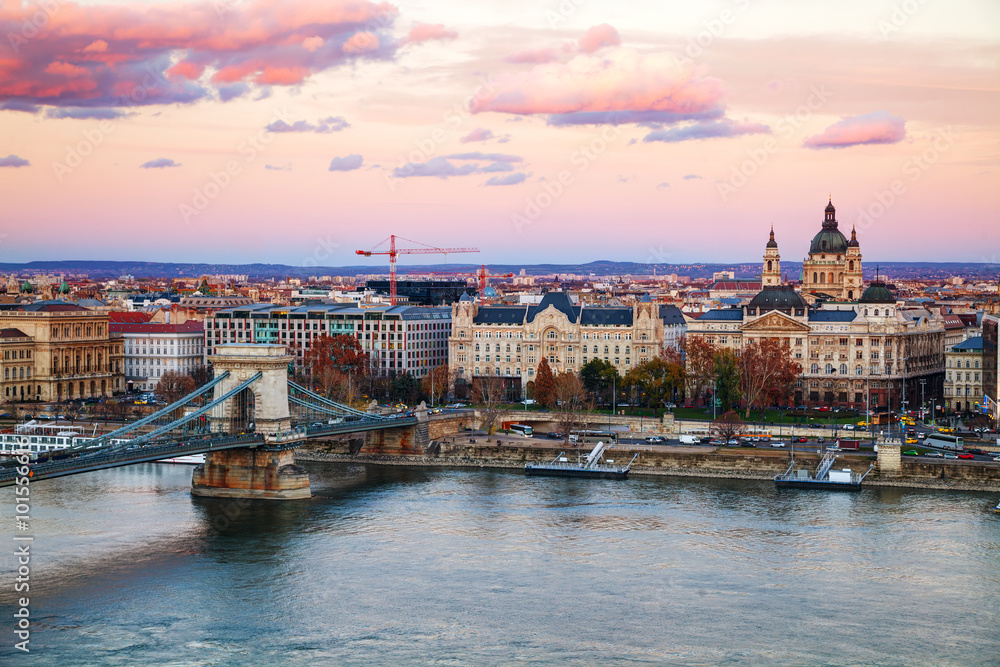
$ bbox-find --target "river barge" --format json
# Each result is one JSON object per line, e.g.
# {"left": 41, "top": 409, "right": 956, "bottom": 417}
{"left": 525, "top": 441, "right": 638, "bottom": 479}
{"left": 774, "top": 450, "right": 874, "bottom": 491}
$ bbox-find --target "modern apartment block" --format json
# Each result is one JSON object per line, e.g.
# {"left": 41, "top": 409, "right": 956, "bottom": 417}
{"left": 205, "top": 304, "right": 451, "bottom": 377}
{"left": 111, "top": 321, "right": 205, "bottom": 392}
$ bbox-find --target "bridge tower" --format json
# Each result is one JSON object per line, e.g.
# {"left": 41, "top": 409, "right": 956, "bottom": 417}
{"left": 192, "top": 344, "right": 310, "bottom": 500}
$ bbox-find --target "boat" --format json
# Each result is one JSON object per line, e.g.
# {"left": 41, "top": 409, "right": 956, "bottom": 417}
{"left": 993, "top": 500, "right": 1000, "bottom": 514}
{"left": 774, "top": 449, "right": 874, "bottom": 491}
{"left": 525, "top": 441, "right": 638, "bottom": 479}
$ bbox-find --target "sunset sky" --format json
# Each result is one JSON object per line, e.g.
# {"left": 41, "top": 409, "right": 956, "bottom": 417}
{"left": 1, "top": 0, "right": 998, "bottom": 268}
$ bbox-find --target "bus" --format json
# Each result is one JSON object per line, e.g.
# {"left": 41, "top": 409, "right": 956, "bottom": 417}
{"left": 924, "top": 433, "right": 964, "bottom": 451}
{"left": 569, "top": 430, "right": 619, "bottom": 445}
{"left": 508, "top": 424, "right": 533, "bottom": 437}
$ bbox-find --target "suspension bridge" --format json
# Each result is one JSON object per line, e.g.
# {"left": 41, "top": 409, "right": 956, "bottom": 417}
{"left": 0, "top": 345, "right": 472, "bottom": 499}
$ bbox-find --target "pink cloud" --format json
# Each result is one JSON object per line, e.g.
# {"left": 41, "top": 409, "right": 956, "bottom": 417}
{"left": 504, "top": 47, "right": 559, "bottom": 64}
{"left": 81, "top": 40, "right": 108, "bottom": 53}
{"left": 405, "top": 23, "right": 458, "bottom": 44}
{"left": 578, "top": 24, "right": 620, "bottom": 53}
{"left": 460, "top": 128, "right": 495, "bottom": 143}
{"left": 342, "top": 31, "right": 379, "bottom": 54}
{"left": 470, "top": 49, "right": 726, "bottom": 123}
{"left": 0, "top": 0, "right": 401, "bottom": 108}
{"left": 302, "top": 36, "right": 324, "bottom": 52}
{"left": 803, "top": 111, "right": 906, "bottom": 149}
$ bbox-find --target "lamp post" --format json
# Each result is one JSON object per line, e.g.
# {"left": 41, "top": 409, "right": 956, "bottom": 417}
{"left": 919, "top": 378, "right": 927, "bottom": 423}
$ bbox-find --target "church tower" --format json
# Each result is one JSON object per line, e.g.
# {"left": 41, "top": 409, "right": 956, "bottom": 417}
{"left": 844, "top": 224, "right": 863, "bottom": 301}
{"left": 762, "top": 226, "right": 781, "bottom": 287}
{"left": 802, "top": 197, "right": 851, "bottom": 300}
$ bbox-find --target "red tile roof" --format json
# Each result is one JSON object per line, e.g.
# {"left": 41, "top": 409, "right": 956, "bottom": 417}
{"left": 108, "top": 311, "right": 154, "bottom": 323}
{"left": 0, "top": 328, "right": 30, "bottom": 338}
{"left": 109, "top": 322, "right": 204, "bottom": 334}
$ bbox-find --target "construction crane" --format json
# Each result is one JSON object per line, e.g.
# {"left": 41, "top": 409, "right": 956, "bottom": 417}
{"left": 356, "top": 235, "right": 479, "bottom": 305}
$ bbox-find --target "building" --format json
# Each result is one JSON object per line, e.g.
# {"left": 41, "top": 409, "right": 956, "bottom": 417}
{"left": 111, "top": 321, "right": 205, "bottom": 392}
{"left": 365, "top": 279, "right": 474, "bottom": 306}
{"left": 982, "top": 315, "right": 998, "bottom": 420}
{"left": 205, "top": 303, "right": 451, "bottom": 378}
{"left": 448, "top": 291, "right": 687, "bottom": 393}
{"left": 799, "top": 198, "right": 864, "bottom": 300}
{"left": 943, "top": 336, "right": 984, "bottom": 413}
{"left": 0, "top": 300, "right": 124, "bottom": 403}
{"left": 1, "top": 328, "right": 35, "bottom": 403}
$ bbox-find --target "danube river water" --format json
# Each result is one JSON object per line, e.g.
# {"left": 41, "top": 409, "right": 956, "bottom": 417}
{"left": 3, "top": 462, "right": 999, "bottom": 665}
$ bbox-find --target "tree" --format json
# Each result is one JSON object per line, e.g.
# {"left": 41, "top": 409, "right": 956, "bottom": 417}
{"left": 156, "top": 371, "right": 196, "bottom": 405}
{"left": 534, "top": 358, "right": 557, "bottom": 408}
{"left": 420, "top": 364, "right": 450, "bottom": 405}
{"left": 391, "top": 371, "right": 419, "bottom": 404}
{"left": 472, "top": 375, "right": 506, "bottom": 434}
{"left": 685, "top": 336, "right": 716, "bottom": 405}
{"left": 713, "top": 348, "right": 741, "bottom": 413}
{"left": 190, "top": 365, "right": 212, "bottom": 388}
{"left": 624, "top": 355, "right": 687, "bottom": 409}
{"left": 579, "top": 358, "right": 621, "bottom": 406}
{"left": 710, "top": 410, "right": 744, "bottom": 443}
{"left": 303, "top": 334, "right": 369, "bottom": 403}
{"left": 552, "top": 371, "right": 589, "bottom": 443}
{"left": 738, "top": 338, "right": 802, "bottom": 420}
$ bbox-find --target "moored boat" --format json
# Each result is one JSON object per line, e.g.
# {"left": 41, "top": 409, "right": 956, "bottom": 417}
{"left": 774, "top": 450, "right": 874, "bottom": 491}
{"left": 525, "top": 441, "right": 638, "bottom": 479}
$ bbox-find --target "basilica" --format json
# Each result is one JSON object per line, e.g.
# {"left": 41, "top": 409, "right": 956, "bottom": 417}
{"left": 684, "top": 199, "right": 945, "bottom": 411}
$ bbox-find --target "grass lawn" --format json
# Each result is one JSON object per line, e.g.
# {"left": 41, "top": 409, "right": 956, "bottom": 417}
{"left": 671, "top": 407, "right": 863, "bottom": 426}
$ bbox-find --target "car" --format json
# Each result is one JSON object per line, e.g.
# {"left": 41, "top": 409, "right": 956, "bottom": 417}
{"left": 522, "top": 399, "right": 536, "bottom": 405}
{"left": 700, "top": 436, "right": 714, "bottom": 444}
{"left": 546, "top": 432, "right": 563, "bottom": 440}
{"left": 957, "top": 453, "right": 974, "bottom": 460}
{"left": 903, "top": 450, "right": 919, "bottom": 456}
{"left": 993, "top": 456, "right": 1000, "bottom": 462}
{"left": 842, "top": 424, "right": 855, "bottom": 430}
{"left": 923, "top": 451, "right": 943, "bottom": 458}
{"left": 727, "top": 439, "right": 740, "bottom": 446}
{"left": 943, "top": 453, "right": 958, "bottom": 459}
{"left": 905, "top": 438, "right": 918, "bottom": 444}
{"left": 917, "top": 433, "right": 926, "bottom": 440}
{"left": 965, "top": 448, "right": 985, "bottom": 455}
{"left": 645, "top": 436, "right": 666, "bottom": 444}
{"left": 938, "top": 427, "right": 954, "bottom": 433}
{"left": 770, "top": 441, "right": 787, "bottom": 448}
{"left": 794, "top": 436, "right": 808, "bottom": 443}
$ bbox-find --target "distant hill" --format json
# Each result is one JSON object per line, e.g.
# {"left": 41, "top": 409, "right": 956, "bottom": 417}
{"left": 0, "top": 259, "right": 996, "bottom": 281}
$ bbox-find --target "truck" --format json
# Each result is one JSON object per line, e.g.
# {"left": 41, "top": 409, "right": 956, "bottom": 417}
{"left": 679, "top": 434, "right": 700, "bottom": 445}
{"left": 836, "top": 439, "right": 860, "bottom": 450}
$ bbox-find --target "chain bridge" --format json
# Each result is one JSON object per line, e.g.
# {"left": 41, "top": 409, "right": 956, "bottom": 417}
{"left": 0, "top": 345, "right": 472, "bottom": 499}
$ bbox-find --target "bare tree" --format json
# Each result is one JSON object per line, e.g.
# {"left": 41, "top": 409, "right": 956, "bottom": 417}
{"left": 710, "top": 410, "right": 744, "bottom": 443}
{"left": 472, "top": 376, "right": 506, "bottom": 435}
{"left": 553, "top": 371, "right": 588, "bottom": 445}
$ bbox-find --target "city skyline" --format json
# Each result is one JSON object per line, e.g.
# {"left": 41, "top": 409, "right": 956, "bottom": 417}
{"left": 1, "top": 0, "right": 997, "bottom": 266}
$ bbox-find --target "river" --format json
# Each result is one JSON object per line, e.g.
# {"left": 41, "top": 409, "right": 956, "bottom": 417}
{"left": 2, "top": 462, "right": 999, "bottom": 665}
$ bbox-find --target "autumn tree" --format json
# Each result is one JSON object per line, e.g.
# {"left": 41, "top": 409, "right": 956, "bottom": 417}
{"left": 302, "top": 334, "right": 369, "bottom": 403}
{"left": 738, "top": 338, "right": 802, "bottom": 420}
{"left": 624, "top": 354, "right": 687, "bottom": 409}
{"left": 552, "top": 371, "right": 589, "bottom": 443}
{"left": 684, "top": 335, "right": 716, "bottom": 406}
{"left": 713, "top": 348, "right": 741, "bottom": 413}
{"left": 534, "top": 358, "right": 557, "bottom": 408}
{"left": 420, "top": 364, "right": 450, "bottom": 405}
{"left": 472, "top": 375, "right": 506, "bottom": 434}
{"left": 710, "top": 410, "right": 744, "bottom": 443}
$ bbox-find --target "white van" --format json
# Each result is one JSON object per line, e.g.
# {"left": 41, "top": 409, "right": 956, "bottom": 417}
{"left": 679, "top": 435, "right": 700, "bottom": 445}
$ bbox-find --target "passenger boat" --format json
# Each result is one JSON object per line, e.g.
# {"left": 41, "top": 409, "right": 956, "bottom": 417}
{"left": 774, "top": 450, "right": 874, "bottom": 491}
{"left": 525, "top": 441, "right": 638, "bottom": 479}
{"left": 0, "top": 420, "right": 203, "bottom": 464}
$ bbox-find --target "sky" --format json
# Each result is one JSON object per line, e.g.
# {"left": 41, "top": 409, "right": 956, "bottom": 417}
{"left": 0, "top": 0, "right": 998, "bottom": 269}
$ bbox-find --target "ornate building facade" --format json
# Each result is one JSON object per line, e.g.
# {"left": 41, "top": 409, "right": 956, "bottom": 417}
{"left": 448, "top": 292, "right": 686, "bottom": 393}
{"left": 0, "top": 301, "right": 124, "bottom": 403}
{"left": 800, "top": 199, "right": 864, "bottom": 300}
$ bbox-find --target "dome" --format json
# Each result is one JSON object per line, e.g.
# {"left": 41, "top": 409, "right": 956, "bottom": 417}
{"left": 639, "top": 293, "right": 653, "bottom": 303}
{"left": 859, "top": 282, "right": 895, "bottom": 304}
{"left": 482, "top": 285, "right": 498, "bottom": 298}
{"left": 825, "top": 197, "right": 835, "bottom": 214}
{"left": 747, "top": 286, "right": 807, "bottom": 312}
{"left": 847, "top": 225, "right": 859, "bottom": 248}
{"left": 20, "top": 281, "right": 33, "bottom": 294}
{"left": 59, "top": 281, "right": 70, "bottom": 294}
{"left": 809, "top": 229, "right": 849, "bottom": 254}
{"left": 459, "top": 292, "right": 474, "bottom": 302}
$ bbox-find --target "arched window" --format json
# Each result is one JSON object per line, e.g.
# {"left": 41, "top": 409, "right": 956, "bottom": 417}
{"left": 874, "top": 309, "right": 879, "bottom": 316}
{"left": 828, "top": 272, "right": 834, "bottom": 283}
{"left": 811, "top": 363, "right": 819, "bottom": 374}
{"left": 820, "top": 273, "right": 826, "bottom": 284}
{"left": 813, "top": 272, "right": 818, "bottom": 283}
{"left": 767, "top": 260, "right": 772, "bottom": 272}
{"left": 849, "top": 260, "right": 854, "bottom": 271}
{"left": 847, "top": 290, "right": 853, "bottom": 300}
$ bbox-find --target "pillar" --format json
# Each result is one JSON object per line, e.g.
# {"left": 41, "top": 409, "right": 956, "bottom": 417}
{"left": 877, "top": 442, "right": 901, "bottom": 476}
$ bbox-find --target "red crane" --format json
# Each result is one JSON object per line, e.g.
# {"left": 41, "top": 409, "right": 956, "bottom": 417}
{"left": 356, "top": 235, "right": 479, "bottom": 305}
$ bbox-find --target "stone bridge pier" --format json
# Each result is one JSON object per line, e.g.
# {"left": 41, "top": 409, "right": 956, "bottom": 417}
{"left": 192, "top": 344, "right": 310, "bottom": 500}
